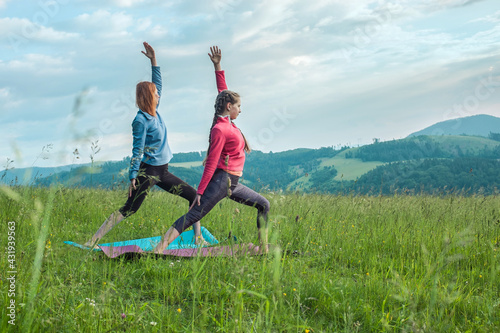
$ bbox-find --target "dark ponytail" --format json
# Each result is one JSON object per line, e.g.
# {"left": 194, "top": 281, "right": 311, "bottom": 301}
{"left": 203, "top": 90, "right": 251, "bottom": 166}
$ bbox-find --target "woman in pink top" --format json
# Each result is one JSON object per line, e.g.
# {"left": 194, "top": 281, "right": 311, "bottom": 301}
{"left": 154, "top": 46, "right": 270, "bottom": 254}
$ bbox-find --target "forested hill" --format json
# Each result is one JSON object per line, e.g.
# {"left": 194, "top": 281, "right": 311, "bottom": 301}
{"left": 346, "top": 135, "right": 500, "bottom": 162}
{"left": 23, "top": 147, "right": 343, "bottom": 192}
{"left": 2, "top": 134, "right": 500, "bottom": 195}
{"left": 408, "top": 114, "right": 500, "bottom": 137}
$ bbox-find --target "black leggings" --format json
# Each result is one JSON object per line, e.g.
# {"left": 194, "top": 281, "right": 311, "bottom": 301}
{"left": 119, "top": 162, "right": 196, "bottom": 217}
{"left": 172, "top": 169, "right": 270, "bottom": 234}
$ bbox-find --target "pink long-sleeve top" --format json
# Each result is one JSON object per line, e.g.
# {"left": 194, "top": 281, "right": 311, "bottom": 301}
{"left": 197, "top": 70, "right": 246, "bottom": 195}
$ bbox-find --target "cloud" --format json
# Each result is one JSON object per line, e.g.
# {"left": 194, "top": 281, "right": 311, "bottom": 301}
{"left": 402, "top": 0, "right": 488, "bottom": 13}
{"left": 469, "top": 10, "right": 500, "bottom": 23}
{"left": 0, "top": 87, "right": 21, "bottom": 109}
{"left": 75, "top": 10, "right": 135, "bottom": 39}
{"left": 147, "top": 24, "right": 168, "bottom": 39}
{"left": 136, "top": 17, "right": 152, "bottom": 31}
{"left": 2, "top": 0, "right": 499, "bottom": 167}
{"left": 0, "top": 17, "right": 79, "bottom": 48}
{"left": 0, "top": 0, "right": 11, "bottom": 8}
{"left": 231, "top": 0, "right": 297, "bottom": 44}
{"left": 0, "top": 53, "right": 74, "bottom": 74}
{"left": 111, "top": 0, "right": 147, "bottom": 7}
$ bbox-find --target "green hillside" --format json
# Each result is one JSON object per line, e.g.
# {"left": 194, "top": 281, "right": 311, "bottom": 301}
{"left": 287, "top": 148, "right": 385, "bottom": 191}
{"left": 6, "top": 134, "right": 500, "bottom": 196}
{"left": 352, "top": 157, "right": 500, "bottom": 195}
{"left": 321, "top": 149, "right": 386, "bottom": 181}
{"left": 348, "top": 135, "right": 500, "bottom": 163}
{"left": 427, "top": 135, "right": 500, "bottom": 154}
{"left": 288, "top": 135, "right": 500, "bottom": 194}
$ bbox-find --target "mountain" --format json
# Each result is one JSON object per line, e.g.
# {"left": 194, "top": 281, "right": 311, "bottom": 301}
{"left": 0, "top": 165, "right": 87, "bottom": 186}
{"left": 408, "top": 114, "right": 500, "bottom": 137}
{"left": 2, "top": 114, "right": 500, "bottom": 195}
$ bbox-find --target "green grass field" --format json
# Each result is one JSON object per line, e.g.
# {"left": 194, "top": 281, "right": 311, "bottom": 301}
{"left": 1, "top": 186, "right": 499, "bottom": 332}
{"left": 428, "top": 135, "right": 500, "bottom": 153}
{"left": 320, "top": 152, "right": 386, "bottom": 181}
{"left": 287, "top": 149, "right": 386, "bottom": 189}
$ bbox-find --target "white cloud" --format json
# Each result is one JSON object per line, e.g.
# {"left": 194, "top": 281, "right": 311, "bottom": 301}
{"left": 112, "top": 0, "right": 146, "bottom": 7}
{"left": 158, "top": 42, "right": 206, "bottom": 58}
{"left": 232, "top": 0, "right": 296, "bottom": 44}
{"left": 288, "top": 55, "right": 313, "bottom": 66}
{"left": 0, "top": 17, "right": 79, "bottom": 44}
{"left": 0, "top": 87, "right": 9, "bottom": 99}
{"left": 0, "top": 0, "right": 11, "bottom": 9}
{"left": 2, "top": 0, "right": 499, "bottom": 166}
{"left": 0, "top": 54, "right": 73, "bottom": 74}
{"left": 316, "top": 16, "right": 335, "bottom": 28}
{"left": 75, "top": 10, "right": 134, "bottom": 39}
{"left": 0, "top": 87, "right": 21, "bottom": 109}
{"left": 136, "top": 17, "right": 152, "bottom": 31}
{"left": 240, "top": 31, "right": 294, "bottom": 50}
{"left": 147, "top": 24, "right": 168, "bottom": 39}
{"left": 168, "top": 131, "right": 206, "bottom": 153}
{"left": 413, "top": 0, "right": 486, "bottom": 11}
{"left": 469, "top": 10, "right": 500, "bottom": 23}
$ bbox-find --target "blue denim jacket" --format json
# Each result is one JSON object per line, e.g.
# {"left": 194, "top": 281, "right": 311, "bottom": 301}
{"left": 129, "top": 66, "right": 173, "bottom": 180}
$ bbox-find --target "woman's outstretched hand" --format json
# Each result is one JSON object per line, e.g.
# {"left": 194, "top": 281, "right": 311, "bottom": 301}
{"left": 190, "top": 194, "right": 202, "bottom": 210}
{"left": 129, "top": 179, "right": 137, "bottom": 198}
{"left": 142, "top": 41, "right": 157, "bottom": 66}
{"left": 208, "top": 46, "right": 221, "bottom": 71}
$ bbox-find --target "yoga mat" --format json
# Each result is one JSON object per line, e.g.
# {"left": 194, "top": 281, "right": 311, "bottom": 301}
{"left": 100, "top": 242, "right": 261, "bottom": 259}
{"left": 64, "top": 226, "right": 218, "bottom": 252}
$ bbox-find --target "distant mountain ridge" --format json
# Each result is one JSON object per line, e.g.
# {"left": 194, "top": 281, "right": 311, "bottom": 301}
{"left": 0, "top": 165, "right": 83, "bottom": 185}
{"left": 408, "top": 114, "right": 500, "bottom": 137}
{"left": 2, "top": 115, "right": 500, "bottom": 195}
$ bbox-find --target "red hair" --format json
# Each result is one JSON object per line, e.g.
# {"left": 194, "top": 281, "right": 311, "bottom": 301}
{"left": 136, "top": 81, "right": 157, "bottom": 117}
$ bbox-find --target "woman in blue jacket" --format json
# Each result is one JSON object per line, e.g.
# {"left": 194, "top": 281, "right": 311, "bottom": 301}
{"left": 84, "top": 42, "right": 205, "bottom": 248}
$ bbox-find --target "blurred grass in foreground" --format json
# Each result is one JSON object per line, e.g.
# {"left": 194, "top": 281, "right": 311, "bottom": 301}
{"left": 1, "top": 186, "right": 499, "bottom": 332}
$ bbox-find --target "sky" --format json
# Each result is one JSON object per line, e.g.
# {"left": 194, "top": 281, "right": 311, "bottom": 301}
{"left": 1, "top": 0, "right": 499, "bottom": 168}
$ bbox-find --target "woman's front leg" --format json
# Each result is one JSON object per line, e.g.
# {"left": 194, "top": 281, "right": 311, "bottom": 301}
{"left": 154, "top": 171, "right": 228, "bottom": 253}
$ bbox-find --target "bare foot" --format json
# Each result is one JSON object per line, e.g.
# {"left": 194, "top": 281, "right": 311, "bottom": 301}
{"left": 83, "top": 241, "right": 99, "bottom": 250}
{"left": 258, "top": 243, "right": 269, "bottom": 255}
{"left": 152, "top": 245, "right": 165, "bottom": 255}
{"left": 195, "top": 236, "right": 209, "bottom": 247}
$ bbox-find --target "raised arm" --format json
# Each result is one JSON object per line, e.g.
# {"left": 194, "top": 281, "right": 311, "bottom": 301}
{"left": 208, "top": 45, "right": 227, "bottom": 92}
{"left": 142, "top": 42, "right": 162, "bottom": 105}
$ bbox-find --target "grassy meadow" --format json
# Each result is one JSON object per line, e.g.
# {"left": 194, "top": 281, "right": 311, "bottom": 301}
{"left": 1, "top": 186, "right": 499, "bottom": 332}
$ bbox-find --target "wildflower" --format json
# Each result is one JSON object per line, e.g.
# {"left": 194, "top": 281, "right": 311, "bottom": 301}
{"left": 150, "top": 322, "right": 157, "bottom": 326}
{"left": 479, "top": 275, "right": 483, "bottom": 278}
{"left": 293, "top": 288, "right": 296, "bottom": 292}
{"left": 283, "top": 293, "right": 286, "bottom": 296}
{"left": 121, "top": 313, "right": 126, "bottom": 319}
{"left": 177, "top": 308, "right": 182, "bottom": 313}
{"left": 366, "top": 273, "right": 369, "bottom": 276}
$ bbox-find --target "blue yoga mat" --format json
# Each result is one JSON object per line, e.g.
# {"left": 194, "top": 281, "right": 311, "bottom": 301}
{"left": 64, "top": 226, "right": 218, "bottom": 252}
